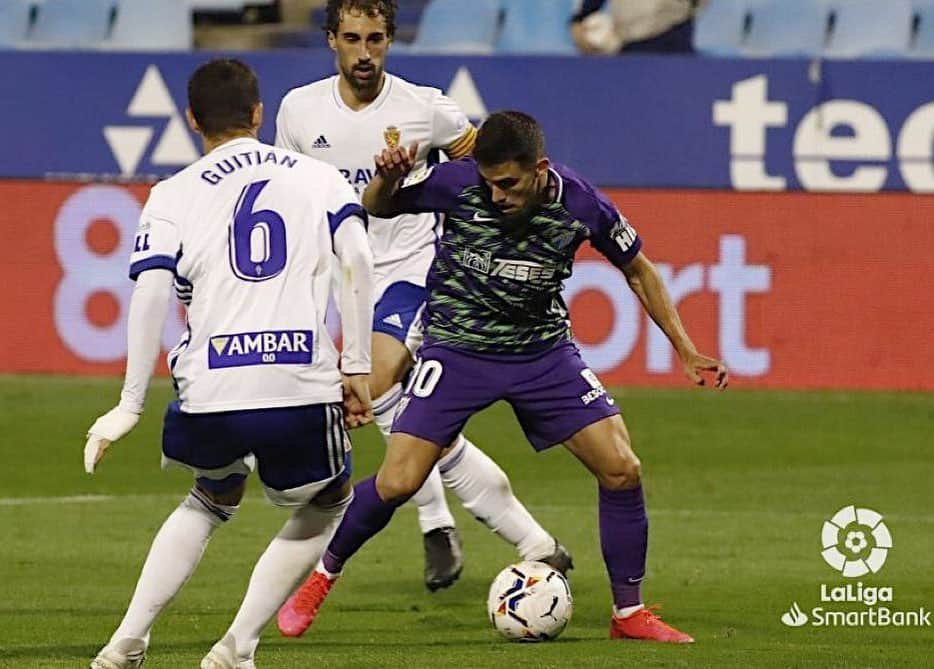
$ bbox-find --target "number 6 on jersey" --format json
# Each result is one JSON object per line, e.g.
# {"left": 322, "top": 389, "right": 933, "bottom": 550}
{"left": 230, "top": 180, "right": 287, "bottom": 281}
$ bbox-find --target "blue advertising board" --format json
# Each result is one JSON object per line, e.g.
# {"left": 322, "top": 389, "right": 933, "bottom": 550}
{"left": 1, "top": 51, "right": 932, "bottom": 190}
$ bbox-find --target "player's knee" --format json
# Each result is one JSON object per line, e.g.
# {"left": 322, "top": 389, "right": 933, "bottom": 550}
{"left": 184, "top": 484, "right": 242, "bottom": 523}
{"left": 197, "top": 476, "right": 246, "bottom": 506}
{"left": 375, "top": 468, "right": 423, "bottom": 504}
{"left": 597, "top": 456, "right": 642, "bottom": 491}
{"left": 375, "top": 476, "right": 419, "bottom": 503}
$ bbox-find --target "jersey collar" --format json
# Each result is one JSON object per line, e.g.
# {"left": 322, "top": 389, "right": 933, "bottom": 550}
{"left": 547, "top": 166, "right": 565, "bottom": 204}
{"left": 209, "top": 136, "right": 261, "bottom": 154}
{"left": 330, "top": 73, "right": 395, "bottom": 118}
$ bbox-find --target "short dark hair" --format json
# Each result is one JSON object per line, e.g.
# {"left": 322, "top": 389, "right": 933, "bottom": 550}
{"left": 187, "top": 59, "right": 260, "bottom": 138}
{"left": 325, "top": 0, "right": 396, "bottom": 38}
{"left": 474, "top": 111, "right": 546, "bottom": 169}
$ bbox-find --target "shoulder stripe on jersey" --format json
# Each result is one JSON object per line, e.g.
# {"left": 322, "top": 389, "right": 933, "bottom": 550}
{"left": 444, "top": 125, "right": 477, "bottom": 160}
{"left": 328, "top": 203, "right": 368, "bottom": 238}
{"left": 129, "top": 255, "right": 176, "bottom": 281}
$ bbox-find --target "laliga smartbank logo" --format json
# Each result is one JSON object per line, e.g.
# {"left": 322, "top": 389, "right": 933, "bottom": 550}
{"left": 781, "top": 505, "right": 930, "bottom": 629}
{"left": 820, "top": 505, "right": 890, "bottom": 577}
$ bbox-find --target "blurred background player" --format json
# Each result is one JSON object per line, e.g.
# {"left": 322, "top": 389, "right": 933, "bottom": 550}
{"left": 570, "top": 0, "right": 708, "bottom": 55}
{"left": 274, "top": 0, "right": 569, "bottom": 599}
{"left": 281, "top": 110, "right": 729, "bottom": 642}
{"left": 83, "top": 58, "right": 374, "bottom": 669}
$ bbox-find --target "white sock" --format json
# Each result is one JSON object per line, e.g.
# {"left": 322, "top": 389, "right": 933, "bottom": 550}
{"left": 614, "top": 604, "right": 645, "bottom": 618}
{"left": 111, "top": 488, "right": 235, "bottom": 644}
{"left": 373, "top": 383, "right": 455, "bottom": 534}
{"left": 225, "top": 496, "right": 350, "bottom": 660}
{"left": 439, "top": 436, "right": 555, "bottom": 560}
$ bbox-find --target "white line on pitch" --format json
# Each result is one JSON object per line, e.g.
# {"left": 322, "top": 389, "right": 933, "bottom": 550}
{"left": 0, "top": 494, "right": 115, "bottom": 505}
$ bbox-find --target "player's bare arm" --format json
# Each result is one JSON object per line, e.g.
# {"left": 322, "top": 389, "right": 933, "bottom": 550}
{"left": 622, "top": 251, "right": 729, "bottom": 389}
{"left": 362, "top": 141, "right": 418, "bottom": 217}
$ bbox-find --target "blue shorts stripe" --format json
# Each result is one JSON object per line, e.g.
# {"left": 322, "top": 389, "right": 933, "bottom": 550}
{"left": 327, "top": 407, "right": 338, "bottom": 475}
{"left": 332, "top": 404, "right": 345, "bottom": 474}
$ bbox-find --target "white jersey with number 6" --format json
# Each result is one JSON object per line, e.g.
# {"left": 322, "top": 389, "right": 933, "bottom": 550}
{"left": 128, "top": 137, "right": 368, "bottom": 413}
{"left": 275, "top": 74, "right": 474, "bottom": 297}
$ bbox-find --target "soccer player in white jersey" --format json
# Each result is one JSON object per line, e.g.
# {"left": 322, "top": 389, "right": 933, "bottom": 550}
{"left": 274, "top": 0, "right": 569, "bottom": 610}
{"left": 84, "top": 59, "right": 374, "bottom": 669}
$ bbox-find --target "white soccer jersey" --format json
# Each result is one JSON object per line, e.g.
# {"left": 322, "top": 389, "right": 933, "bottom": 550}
{"left": 276, "top": 73, "right": 473, "bottom": 297}
{"left": 128, "top": 137, "right": 367, "bottom": 413}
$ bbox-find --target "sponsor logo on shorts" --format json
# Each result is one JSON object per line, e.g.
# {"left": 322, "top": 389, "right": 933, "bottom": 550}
{"left": 580, "top": 368, "right": 614, "bottom": 406}
{"left": 208, "top": 330, "right": 313, "bottom": 369}
{"left": 580, "top": 386, "right": 608, "bottom": 405}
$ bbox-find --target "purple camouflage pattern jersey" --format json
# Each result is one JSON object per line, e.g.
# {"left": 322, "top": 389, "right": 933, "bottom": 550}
{"left": 394, "top": 158, "right": 642, "bottom": 353}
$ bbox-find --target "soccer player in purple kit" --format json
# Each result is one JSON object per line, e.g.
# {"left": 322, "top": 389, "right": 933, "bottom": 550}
{"left": 289, "top": 110, "right": 728, "bottom": 642}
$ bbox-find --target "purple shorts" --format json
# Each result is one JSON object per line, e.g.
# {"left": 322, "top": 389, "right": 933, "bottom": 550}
{"left": 392, "top": 339, "right": 620, "bottom": 451}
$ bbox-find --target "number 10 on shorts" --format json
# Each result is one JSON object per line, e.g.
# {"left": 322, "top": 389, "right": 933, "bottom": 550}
{"left": 407, "top": 358, "right": 444, "bottom": 398}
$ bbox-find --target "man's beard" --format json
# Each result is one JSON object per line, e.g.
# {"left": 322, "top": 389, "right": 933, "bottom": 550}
{"left": 344, "top": 63, "right": 381, "bottom": 97}
{"left": 500, "top": 190, "right": 548, "bottom": 239}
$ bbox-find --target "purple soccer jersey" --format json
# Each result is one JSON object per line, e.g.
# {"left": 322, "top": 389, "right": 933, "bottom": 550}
{"left": 326, "top": 162, "right": 654, "bottom": 619}
{"left": 395, "top": 159, "right": 641, "bottom": 354}
{"left": 388, "top": 159, "right": 633, "bottom": 447}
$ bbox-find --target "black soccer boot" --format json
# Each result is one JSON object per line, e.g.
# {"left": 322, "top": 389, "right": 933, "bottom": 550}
{"left": 423, "top": 526, "right": 464, "bottom": 591}
{"left": 540, "top": 540, "right": 574, "bottom": 576}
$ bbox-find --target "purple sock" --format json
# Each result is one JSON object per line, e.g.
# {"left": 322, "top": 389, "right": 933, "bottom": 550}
{"left": 599, "top": 484, "right": 648, "bottom": 610}
{"left": 322, "top": 477, "right": 403, "bottom": 573}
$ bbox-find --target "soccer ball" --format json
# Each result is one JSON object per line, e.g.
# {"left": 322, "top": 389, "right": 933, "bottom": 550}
{"left": 487, "top": 561, "right": 572, "bottom": 641}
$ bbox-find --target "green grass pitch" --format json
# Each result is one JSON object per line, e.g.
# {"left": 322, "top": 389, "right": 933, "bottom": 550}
{"left": 0, "top": 375, "right": 931, "bottom": 668}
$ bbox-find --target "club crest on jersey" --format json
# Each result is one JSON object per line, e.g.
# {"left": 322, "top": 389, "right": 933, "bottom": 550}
{"left": 462, "top": 248, "right": 492, "bottom": 274}
{"left": 384, "top": 125, "right": 401, "bottom": 149}
{"left": 208, "top": 330, "right": 313, "bottom": 369}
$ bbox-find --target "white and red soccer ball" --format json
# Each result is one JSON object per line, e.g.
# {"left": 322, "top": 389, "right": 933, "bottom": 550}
{"left": 487, "top": 561, "right": 572, "bottom": 641}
